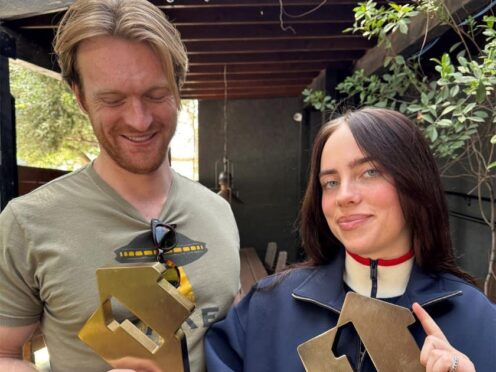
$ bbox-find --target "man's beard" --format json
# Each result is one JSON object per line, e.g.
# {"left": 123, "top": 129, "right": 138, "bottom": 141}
{"left": 94, "top": 123, "right": 174, "bottom": 175}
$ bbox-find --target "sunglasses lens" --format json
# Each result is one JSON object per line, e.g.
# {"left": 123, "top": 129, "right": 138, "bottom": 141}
{"left": 153, "top": 224, "right": 176, "bottom": 250}
{"left": 160, "top": 260, "right": 180, "bottom": 288}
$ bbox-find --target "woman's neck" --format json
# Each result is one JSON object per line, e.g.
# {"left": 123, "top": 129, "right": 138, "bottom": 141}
{"left": 343, "top": 250, "right": 414, "bottom": 298}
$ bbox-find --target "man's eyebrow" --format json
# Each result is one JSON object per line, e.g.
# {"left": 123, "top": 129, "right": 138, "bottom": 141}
{"left": 93, "top": 85, "right": 171, "bottom": 98}
{"left": 93, "top": 90, "right": 123, "bottom": 99}
{"left": 319, "top": 156, "right": 375, "bottom": 178}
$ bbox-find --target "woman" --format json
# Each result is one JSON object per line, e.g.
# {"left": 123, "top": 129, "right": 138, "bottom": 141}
{"left": 204, "top": 108, "right": 496, "bottom": 372}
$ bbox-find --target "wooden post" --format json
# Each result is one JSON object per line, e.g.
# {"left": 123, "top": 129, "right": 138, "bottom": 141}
{"left": 0, "top": 31, "right": 18, "bottom": 211}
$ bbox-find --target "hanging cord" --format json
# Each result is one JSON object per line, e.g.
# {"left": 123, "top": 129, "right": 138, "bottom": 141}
{"left": 278, "top": 0, "right": 328, "bottom": 34}
{"left": 223, "top": 64, "right": 228, "bottom": 163}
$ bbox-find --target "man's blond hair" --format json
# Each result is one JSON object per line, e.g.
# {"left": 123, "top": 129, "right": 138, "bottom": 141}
{"left": 53, "top": 0, "right": 187, "bottom": 106}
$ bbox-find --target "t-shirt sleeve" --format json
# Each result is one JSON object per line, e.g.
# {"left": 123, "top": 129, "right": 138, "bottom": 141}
{"left": 0, "top": 203, "right": 42, "bottom": 326}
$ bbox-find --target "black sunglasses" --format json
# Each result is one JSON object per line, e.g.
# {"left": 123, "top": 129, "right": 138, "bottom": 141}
{"left": 151, "top": 219, "right": 180, "bottom": 287}
{"left": 151, "top": 218, "right": 176, "bottom": 263}
{"left": 151, "top": 219, "right": 177, "bottom": 254}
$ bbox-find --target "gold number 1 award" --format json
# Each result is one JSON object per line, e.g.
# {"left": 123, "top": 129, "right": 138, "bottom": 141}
{"left": 79, "top": 263, "right": 195, "bottom": 372}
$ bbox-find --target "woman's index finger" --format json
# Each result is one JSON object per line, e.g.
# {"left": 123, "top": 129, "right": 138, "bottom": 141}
{"left": 412, "top": 302, "right": 448, "bottom": 341}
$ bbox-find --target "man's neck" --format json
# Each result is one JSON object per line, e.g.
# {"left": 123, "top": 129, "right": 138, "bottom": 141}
{"left": 93, "top": 155, "right": 173, "bottom": 221}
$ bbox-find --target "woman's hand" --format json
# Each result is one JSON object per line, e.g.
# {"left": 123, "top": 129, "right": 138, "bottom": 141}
{"left": 412, "top": 303, "right": 475, "bottom": 372}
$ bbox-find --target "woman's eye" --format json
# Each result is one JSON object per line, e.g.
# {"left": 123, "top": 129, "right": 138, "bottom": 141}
{"left": 322, "top": 180, "right": 339, "bottom": 189}
{"left": 364, "top": 169, "right": 380, "bottom": 178}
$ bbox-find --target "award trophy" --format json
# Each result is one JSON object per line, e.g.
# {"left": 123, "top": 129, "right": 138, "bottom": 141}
{"left": 298, "top": 292, "right": 423, "bottom": 372}
{"left": 79, "top": 262, "right": 194, "bottom": 372}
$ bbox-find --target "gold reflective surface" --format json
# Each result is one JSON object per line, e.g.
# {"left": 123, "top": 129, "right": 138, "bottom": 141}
{"left": 298, "top": 292, "right": 423, "bottom": 372}
{"left": 79, "top": 263, "right": 195, "bottom": 372}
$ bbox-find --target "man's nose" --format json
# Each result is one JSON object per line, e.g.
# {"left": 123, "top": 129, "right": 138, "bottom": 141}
{"left": 124, "top": 98, "right": 153, "bottom": 131}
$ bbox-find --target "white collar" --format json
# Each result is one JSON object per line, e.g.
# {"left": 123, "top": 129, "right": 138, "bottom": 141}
{"left": 343, "top": 250, "right": 414, "bottom": 298}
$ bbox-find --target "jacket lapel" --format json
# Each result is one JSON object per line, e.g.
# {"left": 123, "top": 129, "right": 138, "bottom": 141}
{"left": 292, "top": 249, "right": 462, "bottom": 312}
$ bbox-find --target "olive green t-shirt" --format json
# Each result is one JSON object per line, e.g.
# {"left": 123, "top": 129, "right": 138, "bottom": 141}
{"left": 0, "top": 163, "right": 240, "bottom": 372}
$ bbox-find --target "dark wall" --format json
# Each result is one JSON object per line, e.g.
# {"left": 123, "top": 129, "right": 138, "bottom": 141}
{"left": 199, "top": 97, "right": 302, "bottom": 261}
{"left": 443, "top": 174, "right": 492, "bottom": 283}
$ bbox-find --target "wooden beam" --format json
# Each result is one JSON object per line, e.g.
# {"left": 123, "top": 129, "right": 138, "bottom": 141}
{"left": 181, "top": 84, "right": 305, "bottom": 93}
{"left": 188, "top": 50, "right": 363, "bottom": 64}
{"left": 154, "top": 0, "right": 401, "bottom": 6}
{"left": 185, "top": 36, "right": 373, "bottom": 54}
{"left": 185, "top": 71, "right": 316, "bottom": 82}
{"left": 0, "top": 31, "right": 18, "bottom": 210}
{"left": 179, "top": 22, "right": 349, "bottom": 40}
{"left": 183, "top": 78, "right": 311, "bottom": 89}
{"left": 165, "top": 4, "right": 356, "bottom": 25}
{"left": 0, "top": 26, "right": 58, "bottom": 73}
{"left": 8, "top": 4, "right": 355, "bottom": 27}
{"left": 188, "top": 61, "right": 344, "bottom": 74}
{"left": 355, "top": 0, "right": 490, "bottom": 75}
{"left": 182, "top": 89, "right": 301, "bottom": 100}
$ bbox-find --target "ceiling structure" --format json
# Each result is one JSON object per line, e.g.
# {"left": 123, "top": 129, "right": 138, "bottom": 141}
{"left": 0, "top": 0, "right": 408, "bottom": 100}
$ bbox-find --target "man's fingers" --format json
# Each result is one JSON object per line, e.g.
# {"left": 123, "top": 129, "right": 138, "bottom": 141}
{"left": 412, "top": 302, "right": 448, "bottom": 341}
{"left": 109, "top": 357, "right": 162, "bottom": 372}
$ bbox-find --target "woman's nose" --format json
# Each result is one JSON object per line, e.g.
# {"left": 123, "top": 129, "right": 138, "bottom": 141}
{"left": 335, "top": 179, "right": 361, "bottom": 207}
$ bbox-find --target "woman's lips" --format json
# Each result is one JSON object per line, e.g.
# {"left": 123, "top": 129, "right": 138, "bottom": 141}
{"left": 337, "top": 214, "right": 371, "bottom": 231}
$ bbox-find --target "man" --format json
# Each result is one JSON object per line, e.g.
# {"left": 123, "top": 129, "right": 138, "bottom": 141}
{"left": 0, "top": 1, "right": 240, "bottom": 371}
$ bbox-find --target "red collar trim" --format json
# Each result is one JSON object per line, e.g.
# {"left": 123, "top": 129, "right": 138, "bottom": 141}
{"left": 346, "top": 249, "right": 414, "bottom": 267}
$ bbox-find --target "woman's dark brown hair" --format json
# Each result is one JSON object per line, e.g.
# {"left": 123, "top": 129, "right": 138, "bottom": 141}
{"left": 299, "top": 107, "right": 473, "bottom": 282}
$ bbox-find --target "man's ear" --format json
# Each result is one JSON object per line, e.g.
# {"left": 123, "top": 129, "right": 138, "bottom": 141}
{"left": 72, "top": 83, "right": 88, "bottom": 114}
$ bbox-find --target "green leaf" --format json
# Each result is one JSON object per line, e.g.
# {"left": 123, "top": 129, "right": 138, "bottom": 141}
{"left": 421, "top": 92, "right": 429, "bottom": 105}
{"left": 423, "top": 114, "right": 434, "bottom": 124}
{"left": 440, "top": 105, "right": 456, "bottom": 117}
{"left": 474, "top": 110, "right": 489, "bottom": 119}
{"left": 398, "top": 20, "right": 408, "bottom": 34}
{"left": 467, "top": 116, "right": 486, "bottom": 123}
{"left": 436, "top": 119, "right": 452, "bottom": 127}
{"left": 395, "top": 55, "right": 405, "bottom": 64}
{"left": 449, "top": 42, "right": 462, "bottom": 53}
{"left": 463, "top": 102, "right": 476, "bottom": 114}
{"left": 476, "top": 83, "right": 486, "bottom": 103}
{"left": 487, "top": 161, "right": 496, "bottom": 170}
{"left": 427, "top": 126, "right": 438, "bottom": 142}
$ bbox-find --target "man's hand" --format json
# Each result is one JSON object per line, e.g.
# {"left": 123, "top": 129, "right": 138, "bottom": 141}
{"left": 0, "top": 324, "right": 39, "bottom": 371}
{"left": 412, "top": 303, "right": 475, "bottom": 372}
{"left": 108, "top": 356, "right": 163, "bottom": 372}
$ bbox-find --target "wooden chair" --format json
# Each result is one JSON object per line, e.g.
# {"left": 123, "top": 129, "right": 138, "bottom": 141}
{"left": 274, "top": 251, "right": 288, "bottom": 273}
{"left": 238, "top": 247, "right": 268, "bottom": 300}
{"left": 22, "top": 326, "right": 45, "bottom": 363}
{"left": 264, "top": 241, "right": 278, "bottom": 273}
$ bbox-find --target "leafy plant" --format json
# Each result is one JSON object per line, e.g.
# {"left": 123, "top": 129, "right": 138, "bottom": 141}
{"left": 10, "top": 62, "right": 98, "bottom": 170}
